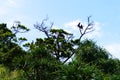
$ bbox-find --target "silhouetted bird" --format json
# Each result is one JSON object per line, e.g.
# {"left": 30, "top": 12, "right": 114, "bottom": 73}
{"left": 77, "top": 22, "right": 83, "bottom": 29}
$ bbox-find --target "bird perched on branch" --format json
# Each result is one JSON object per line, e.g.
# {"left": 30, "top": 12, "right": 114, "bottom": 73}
{"left": 77, "top": 22, "right": 83, "bottom": 29}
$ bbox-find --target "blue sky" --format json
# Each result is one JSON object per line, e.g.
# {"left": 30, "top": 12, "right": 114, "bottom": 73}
{"left": 1, "top": 0, "right": 120, "bottom": 59}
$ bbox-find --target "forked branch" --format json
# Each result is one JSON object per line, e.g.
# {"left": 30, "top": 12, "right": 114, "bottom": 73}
{"left": 34, "top": 18, "right": 53, "bottom": 38}
{"left": 77, "top": 16, "right": 94, "bottom": 42}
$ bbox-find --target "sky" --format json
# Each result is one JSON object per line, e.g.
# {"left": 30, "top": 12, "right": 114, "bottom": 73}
{"left": 0, "top": 0, "right": 120, "bottom": 59}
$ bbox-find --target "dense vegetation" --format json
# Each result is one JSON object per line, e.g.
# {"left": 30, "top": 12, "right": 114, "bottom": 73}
{"left": 0, "top": 18, "right": 120, "bottom": 80}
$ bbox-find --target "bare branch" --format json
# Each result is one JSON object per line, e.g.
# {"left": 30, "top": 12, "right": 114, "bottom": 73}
{"left": 66, "top": 34, "right": 73, "bottom": 42}
{"left": 50, "top": 22, "right": 54, "bottom": 29}
{"left": 11, "top": 21, "right": 29, "bottom": 34}
{"left": 77, "top": 16, "right": 94, "bottom": 41}
{"left": 85, "top": 29, "right": 95, "bottom": 34}
{"left": 79, "top": 27, "right": 83, "bottom": 35}
{"left": 63, "top": 52, "right": 74, "bottom": 64}
{"left": 88, "top": 16, "right": 92, "bottom": 23}
{"left": 34, "top": 18, "right": 53, "bottom": 38}
{"left": 64, "top": 16, "right": 95, "bottom": 64}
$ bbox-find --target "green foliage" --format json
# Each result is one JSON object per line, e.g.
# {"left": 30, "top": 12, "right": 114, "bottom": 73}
{"left": 11, "top": 21, "right": 29, "bottom": 34}
{"left": 0, "top": 21, "right": 120, "bottom": 80}
{"left": 32, "top": 29, "right": 74, "bottom": 61}
{"left": 97, "top": 58, "right": 120, "bottom": 74}
{"left": 19, "top": 47, "right": 61, "bottom": 80}
{"left": 0, "top": 23, "right": 16, "bottom": 49}
{"left": 74, "top": 39, "right": 120, "bottom": 79}
{"left": 58, "top": 61, "right": 104, "bottom": 80}
{"left": 49, "top": 29, "right": 74, "bottom": 60}
{"left": 75, "top": 39, "right": 109, "bottom": 64}
{"left": 0, "top": 65, "right": 25, "bottom": 80}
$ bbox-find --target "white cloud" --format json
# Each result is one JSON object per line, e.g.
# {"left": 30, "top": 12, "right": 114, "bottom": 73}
{"left": 0, "top": 0, "right": 20, "bottom": 15}
{"left": 6, "top": 0, "right": 23, "bottom": 7}
{"left": 52, "top": 26, "right": 60, "bottom": 29}
{"left": 0, "top": 7, "right": 7, "bottom": 15}
{"left": 6, "top": 15, "right": 29, "bottom": 28}
{"left": 105, "top": 43, "right": 120, "bottom": 59}
{"left": 64, "top": 20, "right": 120, "bottom": 59}
{"left": 7, "top": 0, "right": 17, "bottom": 6}
{"left": 64, "top": 20, "right": 80, "bottom": 30}
{"left": 0, "top": 2, "right": 8, "bottom": 15}
{"left": 64, "top": 20, "right": 102, "bottom": 39}
{"left": 85, "top": 22, "right": 102, "bottom": 38}
{"left": 0, "top": 0, "right": 26, "bottom": 28}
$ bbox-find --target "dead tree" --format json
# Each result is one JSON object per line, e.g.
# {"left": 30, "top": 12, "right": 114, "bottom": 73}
{"left": 63, "top": 16, "right": 94, "bottom": 64}
{"left": 34, "top": 18, "right": 53, "bottom": 38}
{"left": 78, "top": 16, "right": 94, "bottom": 42}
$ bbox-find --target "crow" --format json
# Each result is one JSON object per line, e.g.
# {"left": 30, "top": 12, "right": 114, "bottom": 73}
{"left": 77, "top": 22, "right": 83, "bottom": 29}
